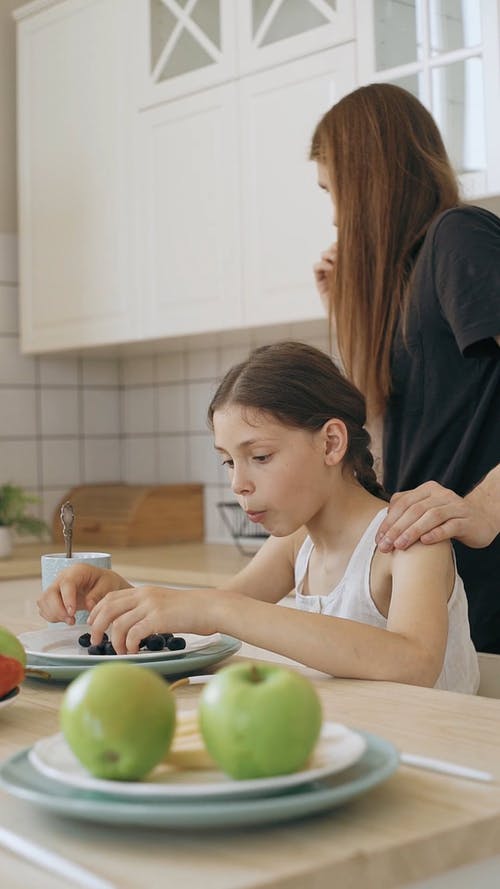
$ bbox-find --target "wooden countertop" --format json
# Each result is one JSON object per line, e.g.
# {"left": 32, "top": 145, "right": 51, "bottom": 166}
{"left": 0, "top": 542, "right": 250, "bottom": 587}
{"left": 1, "top": 577, "right": 500, "bottom": 889}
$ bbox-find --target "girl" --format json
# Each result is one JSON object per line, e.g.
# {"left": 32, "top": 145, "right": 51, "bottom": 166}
{"left": 310, "top": 83, "right": 500, "bottom": 653}
{"left": 38, "top": 341, "right": 479, "bottom": 692}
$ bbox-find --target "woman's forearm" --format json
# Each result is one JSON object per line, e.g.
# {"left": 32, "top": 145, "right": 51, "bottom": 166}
{"left": 465, "top": 464, "right": 500, "bottom": 535}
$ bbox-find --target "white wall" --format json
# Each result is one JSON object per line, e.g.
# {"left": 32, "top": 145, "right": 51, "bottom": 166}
{"left": 0, "top": 0, "right": 17, "bottom": 234}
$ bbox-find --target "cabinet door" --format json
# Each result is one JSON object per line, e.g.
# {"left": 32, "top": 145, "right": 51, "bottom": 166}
{"left": 240, "top": 45, "right": 356, "bottom": 327}
{"left": 237, "top": 0, "right": 354, "bottom": 74}
{"left": 140, "top": 84, "right": 242, "bottom": 338}
{"left": 356, "top": 0, "right": 500, "bottom": 198}
{"left": 136, "top": 0, "right": 237, "bottom": 108}
{"left": 17, "top": 0, "right": 139, "bottom": 354}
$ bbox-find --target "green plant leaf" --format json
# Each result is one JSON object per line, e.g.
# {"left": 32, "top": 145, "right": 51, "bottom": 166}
{"left": 0, "top": 484, "right": 48, "bottom": 537}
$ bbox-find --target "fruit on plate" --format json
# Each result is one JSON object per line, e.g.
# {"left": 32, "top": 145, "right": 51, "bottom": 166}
{"left": 0, "top": 626, "right": 26, "bottom": 699}
{"left": 163, "top": 709, "right": 216, "bottom": 770}
{"left": 60, "top": 662, "right": 176, "bottom": 780}
{"left": 198, "top": 662, "right": 322, "bottom": 779}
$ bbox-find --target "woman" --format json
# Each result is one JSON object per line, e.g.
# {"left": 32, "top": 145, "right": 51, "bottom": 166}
{"left": 310, "top": 83, "right": 500, "bottom": 653}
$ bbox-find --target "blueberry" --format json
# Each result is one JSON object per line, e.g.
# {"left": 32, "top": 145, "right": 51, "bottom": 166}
{"left": 78, "top": 633, "right": 91, "bottom": 648}
{"left": 88, "top": 643, "right": 107, "bottom": 656}
{"left": 167, "top": 636, "right": 186, "bottom": 651}
{"left": 102, "top": 632, "right": 109, "bottom": 643}
{"left": 161, "top": 633, "right": 174, "bottom": 644}
{"left": 145, "top": 634, "right": 165, "bottom": 651}
{"left": 103, "top": 641, "right": 117, "bottom": 655}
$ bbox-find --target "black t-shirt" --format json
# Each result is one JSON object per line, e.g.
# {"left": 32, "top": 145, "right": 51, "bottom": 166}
{"left": 383, "top": 205, "right": 500, "bottom": 653}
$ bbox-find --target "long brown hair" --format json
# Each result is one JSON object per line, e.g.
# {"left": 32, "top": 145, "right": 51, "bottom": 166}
{"left": 310, "top": 83, "right": 460, "bottom": 415}
{"left": 208, "top": 341, "right": 387, "bottom": 500}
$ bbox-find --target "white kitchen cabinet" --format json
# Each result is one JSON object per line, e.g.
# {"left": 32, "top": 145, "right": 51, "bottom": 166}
{"left": 236, "top": 0, "right": 355, "bottom": 75}
{"left": 139, "top": 83, "right": 243, "bottom": 337}
{"left": 356, "top": 0, "right": 500, "bottom": 198}
{"left": 16, "top": 0, "right": 140, "bottom": 353}
{"left": 240, "top": 44, "right": 356, "bottom": 326}
{"left": 136, "top": 0, "right": 355, "bottom": 107}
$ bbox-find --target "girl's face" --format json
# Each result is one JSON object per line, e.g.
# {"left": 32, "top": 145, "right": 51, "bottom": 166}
{"left": 213, "top": 405, "right": 332, "bottom": 537}
{"left": 317, "top": 162, "right": 337, "bottom": 227}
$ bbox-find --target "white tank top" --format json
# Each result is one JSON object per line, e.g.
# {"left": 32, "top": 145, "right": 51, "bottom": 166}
{"left": 294, "top": 508, "right": 479, "bottom": 693}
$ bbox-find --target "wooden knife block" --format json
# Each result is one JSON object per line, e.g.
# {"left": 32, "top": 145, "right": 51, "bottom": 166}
{"left": 51, "top": 484, "right": 204, "bottom": 547}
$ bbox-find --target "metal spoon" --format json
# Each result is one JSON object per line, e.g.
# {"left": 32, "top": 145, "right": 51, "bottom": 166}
{"left": 60, "top": 501, "right": 75, "bottom": 559}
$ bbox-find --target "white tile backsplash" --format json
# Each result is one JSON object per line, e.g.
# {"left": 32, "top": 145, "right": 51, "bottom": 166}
{"left": 156, "top": 351, "right": 186, "bottom": 383}
{"left": 121, "top": 356, "right": 155, "bottom": 386}
{"left": 187, "top": 380, "right": 217, "bottom": 433}
{"left": 82, "top": 358, "right": 120, "bottom": 386}
{"left": 158, "top": 435, "right": 188, "bottom": 483}
{"left": 83, "top": 389, "right": 121, "bottom": 436}
{"left": 0, "top": 335, "right": 36, "bottom": 384}
{"left": 187, "top": 433, "right": 222, "bottom": 485}
{"left": 217, "top": 343, "right": 251, "bottom": 376}
{"left": 122, "top": 387, "right": 157, "bottom": 436}
{"left": 0, "top": 233, "right": 328, "bottom": 542}
{"left": 123, "top": 436, "right": 158, "bottom": 484}
{"left": 158, "top": 384, "right": 186, "bottom": 434}
{"left": 0, "top": 388, "right": 38, "bottom": 436}
{"left": 40, "top": 388, "right": 80, "bottom": 436}
{"left": 0, "top": 286, "right": 18, "bottom": 334}
{"left": 41, "top": 439, "right": 82, "bottom": 488}
{"left": 39, "top": 355, "right": 79, "bottom": 386}
{"left": 0, "top": 439, "right": 40, "bottom": 487}
{"left": 83, "top": 437, "right": 122, "bottom": 483}
{"left": 186, "top": 348, "right": 218, "bottom": 380}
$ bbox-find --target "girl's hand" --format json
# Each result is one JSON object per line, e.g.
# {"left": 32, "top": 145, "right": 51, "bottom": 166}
{"left": 87, "top": 585, "right": 222, "bottom": 654}
{"left": 37, "top": 565, "right": 130, "bottom": 624}
{"left": 375, "top": 481, "right": 498, "bottom": 551}
{"left": 313, "top": 243, "right": 337, "bottom": 311}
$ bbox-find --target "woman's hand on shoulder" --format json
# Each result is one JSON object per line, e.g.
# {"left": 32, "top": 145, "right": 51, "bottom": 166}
{"left": 313, "top": 242, "right": 337, "bottom": 311}
{"left": 37, "top": 565, "right": 131, "bottom": 624}
{"left": 375, "top": 480, "right": 498, "bottom": 551}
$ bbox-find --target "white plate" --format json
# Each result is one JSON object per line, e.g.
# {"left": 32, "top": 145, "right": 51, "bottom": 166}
{"left": 19, "top": 626, "right": 221, "bottom": 663}
{"left": 0, "top": 687, "right": 20, "bottom": 710}
{"left": 28, "top": 721, "right": 367, "bottom": 800}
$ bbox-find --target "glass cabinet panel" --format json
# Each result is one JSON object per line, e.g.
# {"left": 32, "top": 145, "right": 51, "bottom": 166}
{"left": 358, "top": 0, "right": 498, "bottom": 196}
{"left": 374, "top": 0, "right": 419, "bottom": 70}
{"left": 431, "top": 58, "right": 485, "bottom": 173}
{"left": 150, "top": 0, "right": 221, "bottom": 83}
{"left": 250, "top": 0, "right": 335, "bottom": 48}
{"left": 429, "top": 0, "right": 481, "bottom": 56}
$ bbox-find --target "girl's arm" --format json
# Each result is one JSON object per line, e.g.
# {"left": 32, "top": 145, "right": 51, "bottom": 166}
{"left": 89, "top": 539, "right": 452, "bottom": 687}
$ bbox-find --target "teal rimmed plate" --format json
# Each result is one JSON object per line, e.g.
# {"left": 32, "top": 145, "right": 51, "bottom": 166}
{"left": 0, "top": 732, "right": 399, "bottom": 829}
{"left": 24, "top": 635, "right": 241, "bottom": 682}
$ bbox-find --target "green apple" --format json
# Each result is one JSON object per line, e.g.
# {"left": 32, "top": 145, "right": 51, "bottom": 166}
{"left": 0, "top": 626, "right": 26, "bottom": 698}
{"left": 0, "top": 626, "right": 26, "bottom": 667}
{"left": 60, "top": 662, "right": 176, "bottom": 781}
{"left": 198, "top": 662, "right": 322, "bottom": 780}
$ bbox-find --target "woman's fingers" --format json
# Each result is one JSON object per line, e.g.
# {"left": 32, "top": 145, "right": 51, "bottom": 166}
{"left": 373, "top": 481, "right": 497, "bottom": 550}
{"left": 376, "top": 483, "right": 461, "bottom": 550}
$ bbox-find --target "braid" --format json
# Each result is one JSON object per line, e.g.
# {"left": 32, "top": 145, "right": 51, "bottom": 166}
{"left": 347, "top": 427, "right": 388, "bottom": 501}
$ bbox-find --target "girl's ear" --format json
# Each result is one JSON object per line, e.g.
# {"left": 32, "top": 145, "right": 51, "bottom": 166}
{"left": 322, "top": 419, "right": 348, "bottom": 465}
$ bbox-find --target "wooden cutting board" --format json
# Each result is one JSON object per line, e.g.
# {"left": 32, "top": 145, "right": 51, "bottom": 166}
{"left": 51, "top": 484, "right": 204, "bottom": 547}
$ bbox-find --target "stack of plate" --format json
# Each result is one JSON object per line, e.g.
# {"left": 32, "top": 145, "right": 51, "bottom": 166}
{"left": 0, "top": 721, "right": 399, "bottom": 829}
{"left": 19, "top": 625, "right": 242, "bottom": 682}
